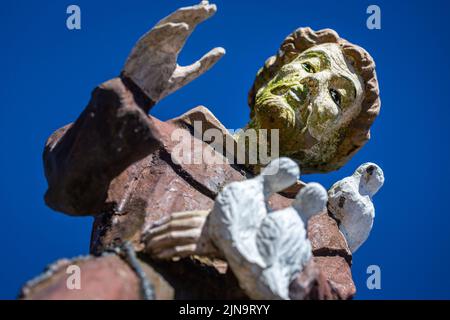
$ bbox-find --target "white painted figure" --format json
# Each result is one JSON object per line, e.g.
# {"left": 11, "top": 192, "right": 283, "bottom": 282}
{"left": 328, "top": 163, "right": 384, "bottom": 253}
{"left": 208, "top": 158, "right": 327, "bottom": 299}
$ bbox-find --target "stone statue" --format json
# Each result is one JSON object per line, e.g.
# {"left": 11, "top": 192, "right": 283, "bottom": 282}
{"left": 246, "top": 33, "right": 380, "bottom": 173}
{"left": 21, "top": 1, "right": 383, "bottom": 300}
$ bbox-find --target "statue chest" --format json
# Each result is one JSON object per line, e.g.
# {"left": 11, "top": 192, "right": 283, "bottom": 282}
{"left": 90, "top": 118, "right": 293, "bottom": 254}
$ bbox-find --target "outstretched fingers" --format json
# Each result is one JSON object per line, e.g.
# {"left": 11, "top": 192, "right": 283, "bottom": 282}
{"left": 122, "top": 1, "right": 224, "bottom": 102}
{"left": 168, "top": 47, "right": 225, "bottom": 95}
{"left": 122, "top": 22, "right": 189, "bottom": 90}
{"left": 157, "top": 1, "right": 217, "bottom": 31}
{"left": 134, "top": 22, "right": 190, "bottom": 56}
{"left": 153, "top": 2, "right": 218, "bottom": 56}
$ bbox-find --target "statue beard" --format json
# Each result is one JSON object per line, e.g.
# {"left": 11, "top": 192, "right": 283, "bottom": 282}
{"left": 252, "top": 87, "right": 318, "bottom": 156}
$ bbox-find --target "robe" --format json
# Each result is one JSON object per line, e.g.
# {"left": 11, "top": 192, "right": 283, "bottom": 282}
{"left": 30, "top": 77, "right": 355, "bottom": 299}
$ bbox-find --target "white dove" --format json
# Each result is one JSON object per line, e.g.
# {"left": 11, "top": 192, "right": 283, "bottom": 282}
{"left": 255, "top": 182, "right": 328, "bottom": 299}
{"left": 328, "top": 162, "right": 384, "bottom": 253}
{"left": 208, "top": 157, "right": 327, "bottom": 300}
{"left": 208, "top": 157, "right": 299, "bottom": 274}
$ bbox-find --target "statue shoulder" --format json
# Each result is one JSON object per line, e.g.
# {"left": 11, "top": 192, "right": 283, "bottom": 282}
{"left": 169, "top": 105, "right": 229, "bottom": 137}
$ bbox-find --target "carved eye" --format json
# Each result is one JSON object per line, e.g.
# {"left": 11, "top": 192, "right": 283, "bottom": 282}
{"left": 302, "top": 62, "right": 316, "bottom": 73}
{"left": 329, "top": 88, "right": 341, "bottom": 107}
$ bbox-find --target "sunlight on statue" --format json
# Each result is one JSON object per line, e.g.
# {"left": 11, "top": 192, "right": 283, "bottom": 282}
{"left": 29, "top": 1, "right": 384, "bottom": 301}
{"left": 245, "top": 28, "right": 380, "bottom": 173}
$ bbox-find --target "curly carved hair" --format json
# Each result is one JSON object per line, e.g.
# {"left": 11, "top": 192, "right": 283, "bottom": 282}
{"left": 248, "top": 27, "right": 380, "bottom": 173}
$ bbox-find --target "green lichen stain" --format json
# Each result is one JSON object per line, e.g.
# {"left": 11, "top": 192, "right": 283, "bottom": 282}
{"left": 243, "top": 43, "right": 368, "bottom": 173}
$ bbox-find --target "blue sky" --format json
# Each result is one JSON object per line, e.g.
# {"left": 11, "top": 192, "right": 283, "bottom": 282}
{"left": 1, "top": 0, "right": 450, "bottom": 299}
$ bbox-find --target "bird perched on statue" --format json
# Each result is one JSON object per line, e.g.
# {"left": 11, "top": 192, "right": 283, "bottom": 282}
{"left": 255, "top": 182, "right": 327, "bottom": 299}
{"left": 208, "top": 157, "right": 327, "bottom": 300}
{"left": 328, "top": 162, "right": 384, "bottom": 253}
{"left": 208, "top": 157, "right": 299, "bottom": 279}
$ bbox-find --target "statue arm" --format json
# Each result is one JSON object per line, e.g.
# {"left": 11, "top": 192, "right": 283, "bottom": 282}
{"left": 43, "top": 1, "right": 225, "bottom": 216}
{"left": 43, "top": 77, "right": 161, "bottom": 216}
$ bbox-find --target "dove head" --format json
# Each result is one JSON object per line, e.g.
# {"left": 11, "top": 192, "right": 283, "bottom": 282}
{"left": 354, "top": 162, "right": 384, "bottom": 197}
{"left": 260, "top": 157, "right": 300, "bottom": 195}
{"left": 292, "top": 182, "right": 328, "bottom": 225}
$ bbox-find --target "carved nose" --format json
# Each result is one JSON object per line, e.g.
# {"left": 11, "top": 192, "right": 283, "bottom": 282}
{"left": 300, "top": 77, "right": 319, "bottom": 101}
{"left": 313, "top": 96, "right": 336, "bottom": 120}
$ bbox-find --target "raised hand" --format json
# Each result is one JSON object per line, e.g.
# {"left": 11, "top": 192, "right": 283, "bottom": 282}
{"left": 122, "top": 1, "right": 225, "bottom": 103}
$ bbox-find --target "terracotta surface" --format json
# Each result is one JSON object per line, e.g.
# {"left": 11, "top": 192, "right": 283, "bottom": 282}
{"left": 308, "top": 211, "right": 352, "bottom": 264}
{"left": 23, "top": 77, "right": 355, "bottom": 300}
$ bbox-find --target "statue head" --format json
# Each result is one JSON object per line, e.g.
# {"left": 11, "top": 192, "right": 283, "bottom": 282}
{"left": 354, "top": 162, "right": 384, "bottom": 197}
{"left": 248, "top": 28, "right": 380, "bottom": 173}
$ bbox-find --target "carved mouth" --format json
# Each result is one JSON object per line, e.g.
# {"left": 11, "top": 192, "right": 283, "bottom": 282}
{"left": 285, "top": 86, "right": 306, "bottom": 109}
{"left": 270, "top": 84, "right": 307, "bottom": 109}
{"left": 256, "top": 83, "right": 312, "bottom": 132}
{"left": 283, "top": 85, "right": 311, "bottom": 129}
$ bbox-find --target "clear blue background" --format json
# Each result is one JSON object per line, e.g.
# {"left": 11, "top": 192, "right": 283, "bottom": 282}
{"left": 1, "top": 0, "right": 449, "bottom": 299}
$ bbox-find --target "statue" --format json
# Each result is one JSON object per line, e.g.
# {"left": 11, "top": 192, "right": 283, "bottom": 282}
{"left": 20, "top": 1, "right": 383, "bottom": 300}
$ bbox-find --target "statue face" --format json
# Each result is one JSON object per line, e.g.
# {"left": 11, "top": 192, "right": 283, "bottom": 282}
{"left": 253, "top": 43, "right": 364, "bottom": 157}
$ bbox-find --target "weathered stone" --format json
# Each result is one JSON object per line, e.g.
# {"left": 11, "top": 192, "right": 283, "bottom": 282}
{"left": 313, "top": 256, "right": 356, "bottom": 299}
{"left": 44, "top": 77, "right": 162, "bottom": 216}
{"left": 90, "top": 151, "right": 215, "bottom": 254}
{"left": 32, "top": 0, "right": 386, "bottom": 300}
{"left": 86, "top": 99, "right": 293, "bottom": 254}
{"left": 122, "top": 1, "right": 225, "bottom": 103}
{"left": 38, "top": 39, "right": 360, "bottom": 300}
{"left": 20, "top": 255, "right": 173, "bottom": 300}
{"left": 279, "top": 180, "right": 306, "bottom": 198}
{"left": 20, "top": 254, "right": 252, "bottom": 300}
{"left": 40, "top": 79, "right": 356, "bottom": 299}
{"left": 40, "top": 80, "right": 355, "bottom": 299}
{"left": 289, "top": 260, "right": 336, "bottom": 300}
{"left": 20, "top": 253, "right": 353, "bottom": 300}
{"left": 247, "top": 27, "right": 380, "bottom": 174}
{"left": 308, "top": 211, "right": 352, "bottom": 264}
{"left": 147, "top": 257, "right": 248, "bottom": 299}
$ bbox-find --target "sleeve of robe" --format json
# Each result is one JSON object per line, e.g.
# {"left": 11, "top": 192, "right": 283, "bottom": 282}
{"left": 43, "top": 77, "right": 162, "bottom": 216}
